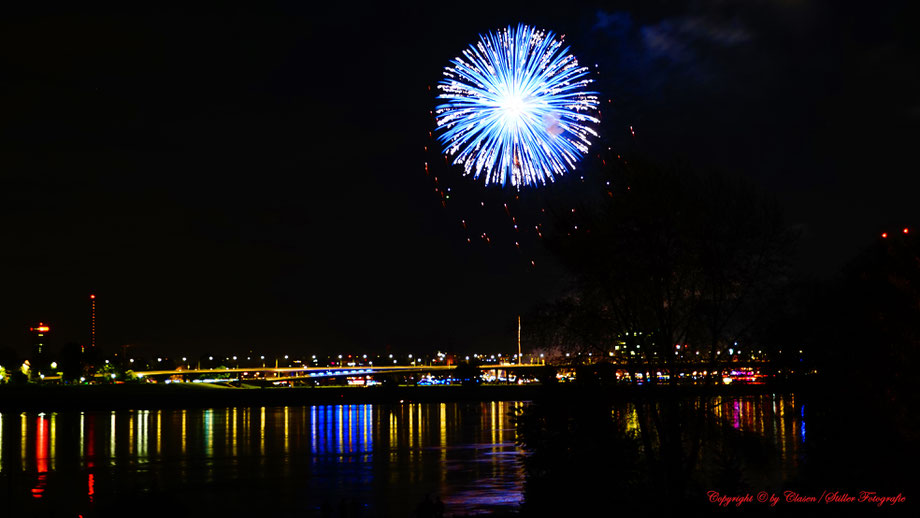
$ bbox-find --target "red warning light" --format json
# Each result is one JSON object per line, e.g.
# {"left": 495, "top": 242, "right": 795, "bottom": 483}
{"left": 881, "top": 232, "right": 888, "bottom": 238}
{"left": 90, "top": 294, "right": 96, "bottom": 299}
{"left": 904, "top": 228, "right": 910, "bottom": 234}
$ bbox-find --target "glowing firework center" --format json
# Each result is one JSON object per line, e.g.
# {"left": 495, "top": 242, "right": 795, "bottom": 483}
{"left": 435, "top": 24, "right": 600, "bottom": 188}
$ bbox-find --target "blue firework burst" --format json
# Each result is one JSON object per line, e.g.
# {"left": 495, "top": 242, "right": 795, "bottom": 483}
{"left": 435, "top": 24, "right": 600, "bottom": 188}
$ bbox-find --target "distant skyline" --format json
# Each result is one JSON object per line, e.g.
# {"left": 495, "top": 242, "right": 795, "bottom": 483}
{"left": 2, "top": 1, "right": 918, "bottom": 356}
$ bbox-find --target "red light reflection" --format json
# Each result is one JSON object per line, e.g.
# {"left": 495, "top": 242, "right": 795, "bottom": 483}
{"left": 33, "top": 416, "right": 49, "bottom": 498}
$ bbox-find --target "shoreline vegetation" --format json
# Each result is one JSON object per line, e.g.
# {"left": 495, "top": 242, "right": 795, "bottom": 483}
{"left": 0, "top": 380, "right": 814, "bottom": 412}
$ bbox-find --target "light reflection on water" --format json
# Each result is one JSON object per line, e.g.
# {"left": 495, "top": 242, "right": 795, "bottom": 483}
{"left": 0, "top": 395, "right": 805, "bottom": 515}
{"left": 0, "top": 401, "right": 526, "bottom": 516}
{"left": 718, "top": 393, "right": 803, "bottom": 474}
{"left": 609, "top": 394, "right": 804, "bottom": 477}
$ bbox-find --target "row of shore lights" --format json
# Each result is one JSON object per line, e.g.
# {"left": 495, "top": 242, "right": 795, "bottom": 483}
{"left": 128, "top": 352, "right": 531, "bottom": 367}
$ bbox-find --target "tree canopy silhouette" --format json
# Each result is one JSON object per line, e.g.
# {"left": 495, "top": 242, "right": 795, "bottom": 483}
{"left": 540, "top": 156, "right": 796, "bottom": 378}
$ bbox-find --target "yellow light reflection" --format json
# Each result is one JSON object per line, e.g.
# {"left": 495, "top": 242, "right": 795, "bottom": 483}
{"left": 513, "top": 402, "right": 523, "bottom": 443}
{"left": 491, "top": 402, "right": 498, "bottom": 447}
{"left": 21, "top": 413, "right": 27, "bottom": 471}
{"left": 181, "top": 410, "right": 187, "bottom": 455}
{"left": 625, "top": 405, "right": 639, "bottom": 435}
{"left": 439, "top": 403, "right": 447, "bottom": 447}
{"left": 80, "top": 413, "right": 85, "bottom": 461}
{"left": 498, "top": 401, "right": 505, "bottom": 442}
{"left": 156, "top": 411, "right": 162, "bottom": 456}
{"left": 363, "top": 405, "right": 371, "bottom": 453}
{"left": 260, "top": 407, "right": 266, "bottom": 455}
{"left": 779, "top": 396, "right": 787, "bottom": 460}
{"left": 50, "top": 413, "right": 56, "bottom": 471}
{"left": 138, "top": 410, "right": 148, "bottom": 462}
{"left": 128, "top": 412, "right": 134, "bottom": 456}
{"left": 232, "top": 408, "right": 238, "bottom": 457}
{"left": 408, "top": 404, "right": 415, "bottom": 451}
{"left": 284, "top": 406, "right": 290, "bottom": 455}
{"left": 389, "top": 411, "right": 397, "bottom": 462}
{"left": 440, "top": 402, "right": 447, "bottom": 484}
{"left": 110, "top": 411, "right": 116, "bottom": 462}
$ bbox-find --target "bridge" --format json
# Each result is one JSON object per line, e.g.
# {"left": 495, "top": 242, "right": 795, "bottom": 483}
{"left": 130, "top": 360, "right": 770, "bottom": 384}
{"left": 132, "top": 363, "right": 545, "bottom": 383}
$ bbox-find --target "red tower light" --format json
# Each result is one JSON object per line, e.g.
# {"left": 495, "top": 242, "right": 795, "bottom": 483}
{"left": 881, "top": 232, "right": 888, "bottom": 238}
{"left": 904, "top": 228, "right": 910, "bottom": 234}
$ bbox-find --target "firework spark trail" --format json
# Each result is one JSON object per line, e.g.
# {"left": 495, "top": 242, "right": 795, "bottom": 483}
{"left": 435, "top": 24, "right": 600, "bottom": 188}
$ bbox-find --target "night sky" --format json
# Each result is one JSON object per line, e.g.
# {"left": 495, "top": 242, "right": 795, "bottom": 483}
{"left": 2, "top": 1, "right": 918, "bottom": 358}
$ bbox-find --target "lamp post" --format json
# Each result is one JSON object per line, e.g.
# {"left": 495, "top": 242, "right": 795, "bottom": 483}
{"left": 518, "top": 315, "right": 522, "bottom": 365}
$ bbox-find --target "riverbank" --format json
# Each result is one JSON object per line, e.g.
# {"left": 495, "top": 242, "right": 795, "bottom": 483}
{"left": 0, "top": 380, "right": 814, "bottom": 411}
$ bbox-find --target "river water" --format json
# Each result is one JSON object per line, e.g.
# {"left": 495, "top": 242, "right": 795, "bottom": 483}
{"left": 0, "top": 394, "right": 804, "bottom": 516}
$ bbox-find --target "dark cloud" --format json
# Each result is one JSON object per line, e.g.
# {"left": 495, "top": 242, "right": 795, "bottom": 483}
{"left": 641, "top": 15, "right": 752, "bottom": 62}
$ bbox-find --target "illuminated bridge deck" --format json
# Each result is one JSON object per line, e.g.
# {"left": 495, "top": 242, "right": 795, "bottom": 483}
{"left": 132, "top": 363, "right": 544, "bottom": 380}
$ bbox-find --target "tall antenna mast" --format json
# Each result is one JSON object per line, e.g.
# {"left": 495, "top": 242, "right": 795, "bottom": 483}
{"left": 518, "top": 315, "right": 522, "bottom": 365}
{"left": 90, "top": 293, "right": 96, "bottom": 351}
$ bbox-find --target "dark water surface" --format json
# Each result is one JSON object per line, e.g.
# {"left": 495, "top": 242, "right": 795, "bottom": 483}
{"left": 0, "top": 395, "right": 805, "bottom": 516}
{"left": 2, "top": 402, "right": 525, "bottom": 517}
